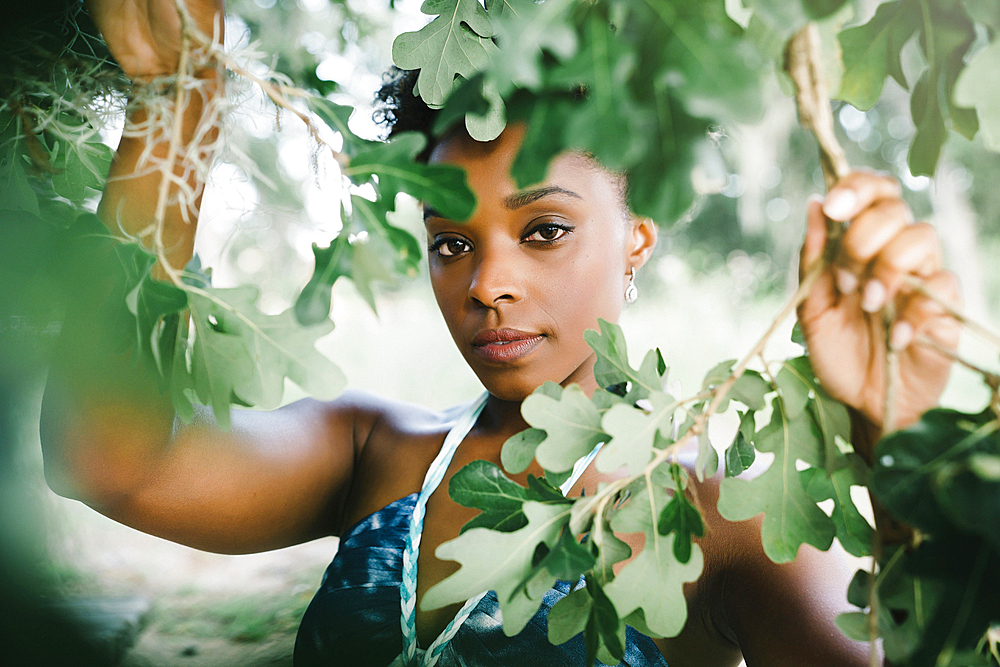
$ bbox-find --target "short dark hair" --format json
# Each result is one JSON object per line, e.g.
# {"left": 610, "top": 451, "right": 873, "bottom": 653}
{"left": 373, "top": 67, "right": 438, "bottom": 162}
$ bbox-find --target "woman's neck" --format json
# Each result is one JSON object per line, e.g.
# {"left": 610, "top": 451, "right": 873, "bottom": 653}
{"left": 477, "top": 394, "right": 529, "bottom": 438}
{"left": 476, "top": 370, "right": 600, "bottom": 440}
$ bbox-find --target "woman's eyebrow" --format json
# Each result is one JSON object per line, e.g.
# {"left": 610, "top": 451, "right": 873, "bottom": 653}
{"left": 503, "top": 186, "right": 582, "bottom": 209}
{"left": 422, "top": 186, "right": 582, "bottom": 221}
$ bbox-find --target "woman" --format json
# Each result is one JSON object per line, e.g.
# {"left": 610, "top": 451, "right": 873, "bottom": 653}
{"left": 42, "top": 0, "right": 961, "bottom": 665}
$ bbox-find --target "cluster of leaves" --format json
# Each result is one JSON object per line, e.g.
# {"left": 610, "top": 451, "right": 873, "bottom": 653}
{"left": 835, "top": 408, "right": 1000, "bottom": 666}
{"left": 390, "top": 0, "right": 1000, "bottom": 230}
{"left": 422, "top": 320, "right": 875, "bottom": 664}
{"left": 836, "top": 0, "right": 1000, "bottom": 175}
{"left": 394, "top": 0, "right": 771, "bottom": 225}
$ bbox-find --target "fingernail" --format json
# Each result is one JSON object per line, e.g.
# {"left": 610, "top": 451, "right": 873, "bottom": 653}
{"left": 836, "top": 269, "right": 858, "bottom": 294}
{"left": 861, "top": 280, "right": 887, "bottom": 313}
{"left": 823, "top": 190, "right": 858, "bottom": 221}
{"left": 890, "top": 321, "right": 914, "bottom": 351}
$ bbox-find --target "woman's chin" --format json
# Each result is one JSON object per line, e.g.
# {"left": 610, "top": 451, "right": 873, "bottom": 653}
{"left": 474, "top": 371, "right": 547, "bottom": 403}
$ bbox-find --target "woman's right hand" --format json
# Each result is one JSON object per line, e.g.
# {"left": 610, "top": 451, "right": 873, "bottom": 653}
{"left": 85, "top": 0, "right": 225, "bottom": 80}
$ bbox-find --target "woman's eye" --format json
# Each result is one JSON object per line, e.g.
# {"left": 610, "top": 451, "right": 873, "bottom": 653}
{"left": 524, "top": 222, "right": 572, "bottom": 243}
{"left": 430, "top": 237, "right": 471, "bottom": 258}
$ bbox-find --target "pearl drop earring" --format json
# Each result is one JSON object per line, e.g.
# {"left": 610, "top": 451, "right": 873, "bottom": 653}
{"left": 625, "top": 267, "right": 638, "bottom": 304}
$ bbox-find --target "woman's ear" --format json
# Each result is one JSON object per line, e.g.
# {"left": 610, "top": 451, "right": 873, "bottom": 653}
{"left": 628, "top": 217, "right": 657, "bottom": 270}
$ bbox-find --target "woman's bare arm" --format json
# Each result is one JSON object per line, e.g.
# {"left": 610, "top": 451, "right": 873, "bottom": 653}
{"left": 40, "top": 0, "right": 371, "bottom": 554}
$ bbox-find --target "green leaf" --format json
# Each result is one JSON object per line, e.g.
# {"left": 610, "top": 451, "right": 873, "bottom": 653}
{"left": 694, "top": 427, "right": 719, "bottom": 482}
{"left": 181, "top": 285, "right": 345, "bottom": 429}
{"left": 50, "top": 139, "right": 113, "bottom": 202}
{"left": 801, "top": 456, "right": 874, "bottom": 557}
{"left": 907, "top": 6, "right": 978, "bottom": 175}
{"left": 295, "top": 233, "right": 352, "bottom": 325}
{"left": 647, "top": 0, "right": 767, "bottom": 122}
{"left": 344, "top": 133, "right": 476, "bottom": 220}
{"left": 551, "top": 12, "right": 647, "bottom": 170}
{"left": 725, "top": 410, "right": 757, "bottom": 477}
{"left": 835, "top": 611, "right": 871, "bottom": 642}
{"left": 775, "top": 359, "right": 812, "bottom": 418}
{"left": 424, "top": 501, "right": 570, "bottom": 636}
{"left": 295, "top": 193, "right": 414, "bottom": 321}
{"left": 873, "top": 408, "right": 1000, "bottom": 549}
{"left": 501, "top": 427, "right": 546, "bottom": 473}
{"left": 603, "top": 531, "right": 703, "bottom": 638}
{"left": 0, "top": 153, "right": 39, "bottom": 216}
{"left": 489, "top": 0, "right": 578, "bottom": 90}
{"left": 521, "top": 383, "right": 606, "bottom": 473}
{"left": 587, "top": 578, "right": 625, "bottom": 663}
{"left": 791, "top": 321, "right": 806, "bottom": 347}
{"left": 729, "top": 370, "right": 771, "bottom": 411}
{"left": 597, "top": 392, "right": 675, "bottom": 476}
{"left": 837, "top": 0, "right": 919, "bottom": 109}
{"left": 954, "top": 40, "right": 1000, "bottom": 152}
{"left": 746, "top": 0, "right": 850, "bottom": 37}
{"left": 465, "top": 77, "right": 507, "bottom": 141}
{"left": 526, "top": 474, "right": 568, "bottom": 503}
{"left": 126, "top": 270, "right": 188, "bottom": 381}
{"left": 584, "top": 319, "right": 663, "bottom": 401}
{"left": 535, "top": 527, "right": 595, "bottom": 580}
{"left": 548, "top": 586, "right": 591, "bottom": 645}
{"left": 702, "top": 358, "right": 737, "bottom": 412}
{"left": 610, "top": 478, "right": 670, "bottom": 534}
{"left": 392, "top": 0, "right": 499, "bottom": 106}
{"left": 657, "top": 492, "right": 705, "bottom": 564}
{"left": 963, "top": 0, "right": 1000, "bottom": 32}
{"left": 896, "top": 537, "right": 1000, "bottom": 665}
{"left": 449, "top": 460, "right": 532, "bottom": 533}
{"left": 717, "top": 397, "right": 835, "bottom": 562}
{"left": 847, "top": 568, "right": 872, "bottom": 609}
{"left": 348, "top": 229, "right": 398, "bottom": 311}
{"left": 590, "top": 518, "right": 631, "bottom": 585}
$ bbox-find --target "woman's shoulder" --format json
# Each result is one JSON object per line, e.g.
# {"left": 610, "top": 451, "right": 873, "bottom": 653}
{"left": 322, "top": 389, "right": 472, "bottom": 443}
{"left": 329, "top": 390, "right": 479, "bottom": 530}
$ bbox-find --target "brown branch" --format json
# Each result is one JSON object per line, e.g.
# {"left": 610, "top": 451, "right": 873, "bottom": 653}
{"left": 786, "top": 23, "right": 886, "bottom": 666}
{"left": 784, "top": 24, "right": 849, "bottom": 188}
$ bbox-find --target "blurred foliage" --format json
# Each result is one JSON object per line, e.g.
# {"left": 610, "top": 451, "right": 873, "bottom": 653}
{"left": 1, "top": 1, "right": 999, "bottom": 664}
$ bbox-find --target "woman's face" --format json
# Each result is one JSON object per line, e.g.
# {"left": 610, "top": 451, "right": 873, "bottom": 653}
{"left": 425, "top": 125, "right": 656, "bottom": 401}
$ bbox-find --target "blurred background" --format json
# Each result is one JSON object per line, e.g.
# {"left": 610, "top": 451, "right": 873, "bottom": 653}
{"left": 5, "top": 0, "right": 999, "bottom": 665}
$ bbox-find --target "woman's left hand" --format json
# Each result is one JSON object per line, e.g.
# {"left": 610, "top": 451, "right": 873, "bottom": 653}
{"left": 797, "top": 171, "right": 962, "bottom": 435}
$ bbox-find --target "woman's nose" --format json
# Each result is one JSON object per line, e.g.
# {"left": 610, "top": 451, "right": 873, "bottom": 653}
{"left": 467, "top": 246, "right": 524, "bottom": 307}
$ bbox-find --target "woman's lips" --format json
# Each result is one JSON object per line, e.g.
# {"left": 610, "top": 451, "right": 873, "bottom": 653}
{"left": 471, "top": 329, "right": 545, "bottom": 364}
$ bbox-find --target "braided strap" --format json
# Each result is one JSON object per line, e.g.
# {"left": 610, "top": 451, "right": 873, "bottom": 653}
{"left": 398, "top": 393, "right": 488, "bottom": 666}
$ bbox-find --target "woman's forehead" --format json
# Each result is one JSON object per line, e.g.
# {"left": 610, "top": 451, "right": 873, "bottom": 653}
{"left": 426, "top": 126, "right": 623, "bottom": 217}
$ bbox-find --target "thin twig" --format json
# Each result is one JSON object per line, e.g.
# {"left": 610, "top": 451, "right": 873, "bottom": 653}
{"left": 915, "top": 334, "right": 1000, "bottom": 384}
{"left": 151, "top": 0, "right": 195, "bottom": 286}
{"left": 180, "top": 20, "right": 350, "bottom": 169}
{"left": 903, "top": 274, "right": 1000, "bottom": 351}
